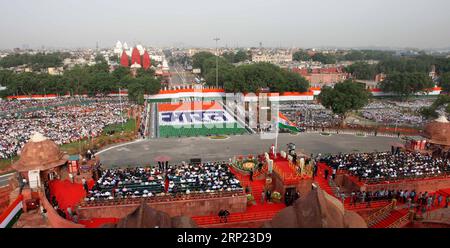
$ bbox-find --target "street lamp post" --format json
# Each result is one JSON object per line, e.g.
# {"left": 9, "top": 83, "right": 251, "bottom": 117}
{"left": 213, "top": 38, "right": 220, "bottom": 88}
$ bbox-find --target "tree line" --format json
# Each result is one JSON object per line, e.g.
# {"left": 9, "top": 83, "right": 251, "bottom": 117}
{"left": 0, "top": 52, "right": 71, "bottom": 71}
{"left": 292, "top": 50, "right": 396, "bottom": 65}
{"left": 192, "top": 52, "right": 309, "bottom": 93}
{"left": 0, "top": 62, "right": 161, "bottom": 104}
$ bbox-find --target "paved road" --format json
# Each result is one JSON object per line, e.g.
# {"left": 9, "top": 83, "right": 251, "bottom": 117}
{"left": 169, "top": 63, "right": 196, "bottom": 86}
{"left": 0, "top": 172, "right": 14, "bottom": 187}
{"left": 97, "top": 133, "right": 401, "bottom": 168}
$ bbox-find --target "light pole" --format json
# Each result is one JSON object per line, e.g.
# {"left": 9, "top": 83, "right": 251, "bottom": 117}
{"left": 213, "top": 38, "right": 220, "bottom": 88}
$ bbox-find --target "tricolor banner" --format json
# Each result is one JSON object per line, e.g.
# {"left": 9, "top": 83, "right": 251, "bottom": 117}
{"left": 0, "top": 195, "right": 23, "bottom": 228}
{"left": 158, "top": 102, "right": 237, "bottom": 126}
{"left": 278, "top": 112, "right": 299, "bottom": 132}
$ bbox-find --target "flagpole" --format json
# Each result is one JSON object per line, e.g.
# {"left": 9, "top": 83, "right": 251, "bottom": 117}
{"left": 274, "top": 108, "right": 279, "bottom": 159}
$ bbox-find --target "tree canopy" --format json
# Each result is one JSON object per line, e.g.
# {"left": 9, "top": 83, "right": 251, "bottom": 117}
{"left": 208, "top": 62, "right": 309, "bottom": 93}
{"left": 439, "top": 72, "right": 450, "bottom": 93}
{"left": 0, "top": 52, "right": 71, "bottom": 71}
{"left": 345, "top": 62, "right": 377, "bottom": 80}
{"left": 318, "top": 80, "right": 370, "bottom": 116}
{"left": 0, "top": 64, "right": 161, "bottom": 101}
{"left": 292, "top": 51, "right": 311, "bottom": 62}
{"left": 311, "top": 53, "right": 337, "bottom": 64}
{"left": 420, "top": 94, "right": 450, "bottom": 120}
{"left": 192, "top": 52, "right": 215, "bottom": 72}
{"left": 379, "top": 72, "right": 434, "bottom": 100}
{"left": 222, "top": 50, "right": 249, "bottom": 64}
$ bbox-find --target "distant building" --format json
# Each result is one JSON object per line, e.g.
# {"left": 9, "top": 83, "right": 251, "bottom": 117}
{"left": 47, "top": 67, "right": 64, "bottom": 75}
{"left": 119, "top": 46, "right": 151, "bottom": 70}
{"left": 292, "top": 67, "right": 349, "bottom": 87}
{"left": 251, "top": 52, "right": 293, "bottom": 64}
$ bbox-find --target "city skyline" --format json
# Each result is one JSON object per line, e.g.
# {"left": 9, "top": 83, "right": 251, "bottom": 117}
{"left": 0, "top": 0, "right": 450, "bottom": 50}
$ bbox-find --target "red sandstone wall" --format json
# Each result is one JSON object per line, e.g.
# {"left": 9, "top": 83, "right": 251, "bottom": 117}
{"left": 78, "top": 195, "right": 247, "bottom": 220}
{"left": 363, "top": 177, "right": 450, "bottom": 193}
{"left": 336, "top": 175, "right": 361, "bottom": 192}
{"left": 201, "top": 219, "right": 267, "bottom": 228}
{"left": 272, "top": 172, "right": 313, "bottom": 201}
{"left": 0, "top": 185, "right": 12, "bottom": 213}
{"left": 40, "top": 192, "right": 85, "bottom": 228}
{"left": 296, "top": 179, "right": 313, "bottom": 198}
{"left": 405, "top": 221, "right": 450, "bottom": 228}
{"left": 336, "top": 174, "right": 450, "bottom": 194}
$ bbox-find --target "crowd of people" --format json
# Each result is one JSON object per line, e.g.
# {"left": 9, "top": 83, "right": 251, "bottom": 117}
{"left": 321, "top": 151, "right": 450, "bottom": 182}
{"left": 277, "top": 99, "right": 438, "bottom": 130}
{"left": 348, "top": 189, "right": 450, "bottom": 211}
{"left": 87, "top": 167, "right": 166, "bottom": 201}
{"left": 360, "top": 100, "right": 432, "bottom": 127}
{"left": 280, "top": 102, "right": 341, "bottom": 128}
{"left": 0, "top": 98, "right": 132, "bottom": 159}
{"left": 85, "top": 161, "right": 244, "bottom": 202}
{"left": 167, "top": 161, "right": 243, "bottom": 194}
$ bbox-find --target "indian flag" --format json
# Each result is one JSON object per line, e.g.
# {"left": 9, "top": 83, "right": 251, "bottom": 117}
{"left": 278, "top": 112, "right": 299, "bottom": 132}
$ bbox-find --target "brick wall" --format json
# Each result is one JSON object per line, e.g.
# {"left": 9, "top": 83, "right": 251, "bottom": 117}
{"left": 0, "top": 185, "right": 12, "bottom": 213}
{"left": 39, "top": 191, "right": 85, "bottom": 228}
{"left": 77, "top": 195, "right": 247, "bottom": 220}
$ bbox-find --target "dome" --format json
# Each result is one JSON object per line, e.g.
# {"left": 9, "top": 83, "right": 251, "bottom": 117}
{"left": 102, "top": 202, "right": 198, "bottom": 228}
{"left": 115, "top": 41, "right": 122, "bottom": 49}
{"left": 120, "top": 50, "right": 129, "bottom": 67}
{"left": 12, "top": 132, "right": 68, "bottom": 172}
{"left": 131, "top": 47, "right": 141, "bottom": 66}
{"left": 142, "top": 50, "right": 151, "bottom": 70}
{"left": 424, "top": 116, "right": 450, "bottom": 146}
{"left": 136, "top": 45, "right": 145, "bottom": 55}
{"left": 130, "top": 62, "right": 142, "bottom": 69}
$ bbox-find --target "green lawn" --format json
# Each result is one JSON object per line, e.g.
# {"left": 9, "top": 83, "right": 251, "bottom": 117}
{"left": 102, "top": 118, "right": 136, "bottom": 134}
{"left": 0, "top": 156, "right": 18, "bottom": 174}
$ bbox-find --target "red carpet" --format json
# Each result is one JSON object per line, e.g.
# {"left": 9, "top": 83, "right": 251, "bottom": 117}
{"left": 437, "top": 188, "right": 450, "bottom": 198}
{"left": 371, "top": 209, "right": 409, "bottom": 228}
{"left": 49, "top": 179, "right": 94, "bottom": 212}
{"left": 79, "top": 218, "right": 119, "bottom": 228}
{"left": 315, "top": 162, "right": 336, "bottom": 196}
{"left": 192, "top": 165, "right": 285, "bottom": 226}
{"left": 49, "top": 179, "right": 120, "bottom": 227}
{"left": 345, "top": 200, "right": 391, "bottom": 211}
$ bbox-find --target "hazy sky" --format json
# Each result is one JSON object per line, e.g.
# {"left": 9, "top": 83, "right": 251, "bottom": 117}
{"left": 0, "top": 0, "right": 449, "bottom": 49}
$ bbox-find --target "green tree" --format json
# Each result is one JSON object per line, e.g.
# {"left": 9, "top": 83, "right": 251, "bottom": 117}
{"left": 342, "top": 50, "right": 365, "bottom": 61}
{"left": 222, "top": 52, "right": 235, "bottom": 63}
{"left": 0, "top": 52, "right": 70, "bottom": 71}
{"left": 345, "top": 62, "right": 377, "bottom": 80}
{"left": 202, "top": 56, "right": 234, "bottom": 85}
{"left": 420, "top": 107, "right": 439, "bottom": 120}
{"left": 379, "top": 72, "right": 434, "bottom": 100}
{"left": 94, "top": 54, "right": 107, "bottom": 64}
{"left": 234, "top": 50, "right": 249, "bottom": 63}
{"left": 311, "top": 53, "right": 336, "bottom": 64}
{"left": 318, "top": 80, "right": 370, "bottom": 121}
{"left": 135, "top": 68, "right": 156, "bottom": 78}
{"left": 221, "top": 62, "right": 309, "bottom": 93}
{"left": 112, "top": 66, "right": 131, "bottom": 82}
{"left": 440, "top": 72, "right": 450, "bottom": 92}
{"left": 293, "top": 51, "right": 311, "bottom": 62}
{"left": 192, "top": 52, "right": 215, "bottom": 73}
{"left": 126, "top": 76, "right": 161, "bottom": 104}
